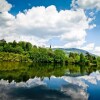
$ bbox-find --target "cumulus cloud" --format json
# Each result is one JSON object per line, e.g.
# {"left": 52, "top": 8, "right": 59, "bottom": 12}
{"left": 93, "top": 46, "right": 100, "bottom": 56}
{"left": 0, "top": 0, "right": 12, "bottom": 12}
{"left": 0, "top": 4, "right": 94, "bottom": 47}
{"left": 15, "top": 6, "right": 90, "bottom": 41}
{"left": 81, "top": 43, "right": 95, "bottom": 51}
{"left": 64, "top": 39, "right": 86, "bottom": 48}
{"left": 0, "top": 0, "right": 98, "bottom": 53}
{"left": 72, "top": 0, "right": 100, "bottom": 10}
{"left": 79, "top": 44, "right": 100, "bottom": 56}
{"left": 0, "top": 12, "right": 16, "bottom": 43}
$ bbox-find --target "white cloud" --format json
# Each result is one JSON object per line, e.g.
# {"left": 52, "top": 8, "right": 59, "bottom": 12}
{"left": 15, "top": 6, "right": 89, "bottom": 40}
{"left": 0, "top": 1, "right": 96, "bottom": 49}
{"left": 64, "top": 39, "right": 86, "bottom": 48}
{"left": 79, "top": 44, "right": 100, "bottom": 56}
{"left": 17, "top": 7, "right": 91, "bottom": 42}
{"left": 81, "top": 43, "right": 95, "bottom": 51}
{"left": 93, "top": 46, "right": 100, "bottom": 56}
{"left": 0, "top": 12, "right": 15, "bottom": 41}
{"left": 61, "top": 29, "right": 87, "bottom": 42}
{"left": 0, "top": 0, "right": 12, "bottom": 12}
{"left": 72, "top": 0, "right": 100, "bottom": 10}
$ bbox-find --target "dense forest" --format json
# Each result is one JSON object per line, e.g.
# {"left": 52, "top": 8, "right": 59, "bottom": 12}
{"left": 0, "top": 39, "right": 100, "bottom": 66}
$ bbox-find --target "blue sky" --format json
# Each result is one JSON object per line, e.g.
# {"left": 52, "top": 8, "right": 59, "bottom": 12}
{"left": 87, "top": 11, "right": 100, "bottom": 45}
{"left": 0, "top": 0, "right": 100, "bottom": 55}
{"left": 7, "top": 0, "right": 71, "bottom": 14}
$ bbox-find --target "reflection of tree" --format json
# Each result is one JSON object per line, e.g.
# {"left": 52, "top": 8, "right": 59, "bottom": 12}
{"left": 0, "top": 62, "right": 98, "bottom": 82}
{"left": 0, "top": 62, "right": 67, "bottom": 82}
{"left": 86, "top": 66, "right": 97, "bottom": 75}
{"left": 80, "top": 65, "right": 85, "bottom": 75}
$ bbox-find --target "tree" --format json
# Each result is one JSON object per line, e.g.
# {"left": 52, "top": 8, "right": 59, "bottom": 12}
{"left": 69, "top": 53, "right": 80, "bottom": 64}
{"left": 3, "top": 44, "right": 12, "bottom": 52}
{"left": 69, "top": 52, "right": 75, "bottom": 58}
{"left": 0, "top": 39, "right": 6, "bottom": 47}
{"left": 68, "top": 57, "right": 75, "bottom": 64}
{"left": 75, "top": 54, "right": 80, "bottom": 64}
{"left": 26, "top": 42, "right": 32, "bottom": 51}
{"left": 0, "top": 46, "right": 3, "bottom": 52}
{"left": 85, "top": 52, "right": 93, "bottom": 62}
{"left": 14, "top": 46, "right": 24, "bottom": 54}
{"left": 54, "top": 49, "right": 66, "bottom": 63}
{"left": 18, "top": 41, "right": 26, "bottom": 51}
{"left": 97, "top": 57, "right": 100, "bottom": 66}
{"left": 12, "top": 40, "right": 17, "bottom": 47}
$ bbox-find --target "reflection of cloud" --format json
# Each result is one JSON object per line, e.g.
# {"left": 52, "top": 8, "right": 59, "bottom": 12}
{"left": 0, "top": 78, "right": 47, "bottom": 100}
{"left": 0, "top": 77, "right": 46, "bottom": 88}
{"left": 78, "top": 71, "right": 100, "bottom": 85}
{"left": 62, "top": 76, "right": 88, "bottom": 89}
{"left": 0, "top": 79, "right": 73, "bottom": 100}
{"left": 61, "top": 84, "right": 88, "bottom": 100}
{"left": 79, "top": 76, "right": 97, "bottom": 85}
{"left": 89, "top": 71, "right": 100, "bottom": 82}
{"left": 1, "top": 72, "right": 100, "bottom": 100}
{"left": 61, "top": 76, "right": 89, "bottom": 100}
{"left": 0, "top": 76, "right": 89, "bottom": 100}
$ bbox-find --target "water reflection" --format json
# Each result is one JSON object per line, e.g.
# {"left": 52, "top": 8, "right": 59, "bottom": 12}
{"left": 0, "top": 62, "right": 100, "bottom": 100}
{"left": 0, "top": 76, "right": 88, "bottom": 100}
{"left": 0, "top": 62, "right": 98, "bottom": 82}
{"left": 0, "top": 71, "right": 100, "bottom": 100}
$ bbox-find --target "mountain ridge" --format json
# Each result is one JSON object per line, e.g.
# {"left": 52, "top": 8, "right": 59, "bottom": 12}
{"left": 53, "top": 48, "right": 95, "bottom": 56}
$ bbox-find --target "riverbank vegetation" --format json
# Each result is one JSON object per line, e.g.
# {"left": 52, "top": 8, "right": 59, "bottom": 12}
{"left": 0, "top": 39, "right": 99, "bottom": 66}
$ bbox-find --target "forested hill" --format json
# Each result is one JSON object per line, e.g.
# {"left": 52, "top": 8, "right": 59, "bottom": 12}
{"left": 53, "top": 48, "right": 95, "bottom": 56}
{"left": 0, "top": 39, "right": 99, "bottom": 66}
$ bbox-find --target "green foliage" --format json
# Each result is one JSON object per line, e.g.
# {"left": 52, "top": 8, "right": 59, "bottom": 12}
{"left": 0, "top": 39, "right": 98, "bottom": 65}
{"left": 0, "top": 39, "right": 6, "bottom": 47}
{"left": 54, "top": 49, "right": 66, "bottom": 63}
{"left": 0, "top": 46, "right": 3, "bottom": 52}
{"left": 68, "top": 57, "right": 75, "bottom": 64}
{"left": 0, "top": 62, "right": 98, "bottom": 82}
{"left": 69, "top": 53, "right": 80, "bottom": 64}
{"left": 97, "top": 57, "right": 100, "bottom": 66}
{"left": 26, "top": 42, "right": 32, "bottom": 51}
{"left": 0, "top": 52, "right": 31, "bottom": 62}
{"left": 80, "top": 53, "right": 85, "bottom": 65}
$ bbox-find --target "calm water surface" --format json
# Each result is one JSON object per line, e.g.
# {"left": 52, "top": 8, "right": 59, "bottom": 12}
{"left": 0, "top": 62, "right": 100, "bottom": 100}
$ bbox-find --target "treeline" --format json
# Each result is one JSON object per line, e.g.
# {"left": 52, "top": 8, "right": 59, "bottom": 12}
{"left": 0, "top": 39, "right": 99, "bottom": 65}
{"left": 67, "top": 52, "right": 97, "bottom": 66}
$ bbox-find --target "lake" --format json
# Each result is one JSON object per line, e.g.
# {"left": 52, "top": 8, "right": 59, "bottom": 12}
{"left": 0, "top": 62, "right": 100, "bottom": 100}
